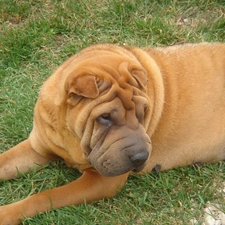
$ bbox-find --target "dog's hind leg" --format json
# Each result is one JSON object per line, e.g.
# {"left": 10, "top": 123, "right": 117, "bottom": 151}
{"left": 0, "top": 139, "right": 50, "bottom": 180}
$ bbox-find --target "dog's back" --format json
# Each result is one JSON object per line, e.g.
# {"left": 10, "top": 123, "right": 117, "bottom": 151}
{"left": 142, "top": 43, "right": 225, "bottom": 172}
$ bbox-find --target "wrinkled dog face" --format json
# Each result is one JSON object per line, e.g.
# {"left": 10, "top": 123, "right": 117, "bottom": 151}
{"left": 65, "top": 52, "right": 152, "bottom": 176}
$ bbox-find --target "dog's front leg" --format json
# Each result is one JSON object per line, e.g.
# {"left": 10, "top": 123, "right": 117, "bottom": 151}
{"left": 0, "top": 169, "right": 129, "bottom": 225}
{"left": 0, "top": 139, "right": 50, "bottom": 180}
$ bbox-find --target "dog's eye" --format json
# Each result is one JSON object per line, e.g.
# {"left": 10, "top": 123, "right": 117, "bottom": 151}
{"left": 97, "top": 114, "right": 112, "bottom": 126}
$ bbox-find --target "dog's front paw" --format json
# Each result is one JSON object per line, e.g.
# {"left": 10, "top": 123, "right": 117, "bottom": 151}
{"left": 0, "top": 205, "right": 22, "bottom": 225}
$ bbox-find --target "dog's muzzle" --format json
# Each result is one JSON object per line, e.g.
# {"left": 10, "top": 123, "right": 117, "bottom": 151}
{"left": 130, "top": 151, "right": 149, "bottom": 172}
{"left": 87, "top": 125, "right": 151, "bottom": 176}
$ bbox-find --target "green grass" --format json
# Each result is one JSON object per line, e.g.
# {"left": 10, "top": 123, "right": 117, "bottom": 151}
{"left": 0, "top": 0, "right": 225, "bottom": 224}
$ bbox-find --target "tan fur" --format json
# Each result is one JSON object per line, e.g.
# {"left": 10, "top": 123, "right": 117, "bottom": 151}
{"left": 0, "top": 43, "right": 225, "bottom": 224}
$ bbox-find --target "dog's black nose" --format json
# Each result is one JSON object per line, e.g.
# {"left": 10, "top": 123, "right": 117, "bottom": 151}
{"left": 129, "top": 152, "right": 149, "bottom": 167}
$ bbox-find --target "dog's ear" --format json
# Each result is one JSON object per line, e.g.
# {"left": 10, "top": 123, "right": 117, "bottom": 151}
{"left": 66, "top": 74, "right": 99, "bottom": 98}
{"left": 131, "top": 69, "right": 148, "bottom": 88}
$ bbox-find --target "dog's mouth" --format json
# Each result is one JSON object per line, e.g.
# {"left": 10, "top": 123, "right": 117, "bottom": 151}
{"left": 132, "top": 164, "right": 146, "bottom": 173}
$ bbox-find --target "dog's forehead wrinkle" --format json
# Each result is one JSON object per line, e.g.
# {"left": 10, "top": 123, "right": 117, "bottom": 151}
{"left": 77, "top": 59, "right": 140, "bottom": 105}
{"left": 87, "top": 58, "right": 140, "bottom": 89}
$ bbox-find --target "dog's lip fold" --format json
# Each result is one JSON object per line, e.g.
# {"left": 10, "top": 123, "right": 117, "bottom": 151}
{"left": 84, "top": 146, "right": 92, "bottom": 157}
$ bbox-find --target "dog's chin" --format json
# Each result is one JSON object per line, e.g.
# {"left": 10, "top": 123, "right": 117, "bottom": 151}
{"left": 92, "top": 162, "right": 132, "bottom": 177}
{"left": 94, "top": 164, "right": 146, "bottom": 177}
{"left": 91, "top": 160, "right": 146, "bottom": 177}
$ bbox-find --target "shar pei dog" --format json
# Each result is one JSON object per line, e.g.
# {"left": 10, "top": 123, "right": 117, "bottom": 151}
{"left": 0, "top": 42, "right": 225, "bottom": 224}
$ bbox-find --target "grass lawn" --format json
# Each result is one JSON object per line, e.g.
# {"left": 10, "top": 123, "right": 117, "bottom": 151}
{"left": 0, "top": 0, "right": 225, "bottom": 224}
